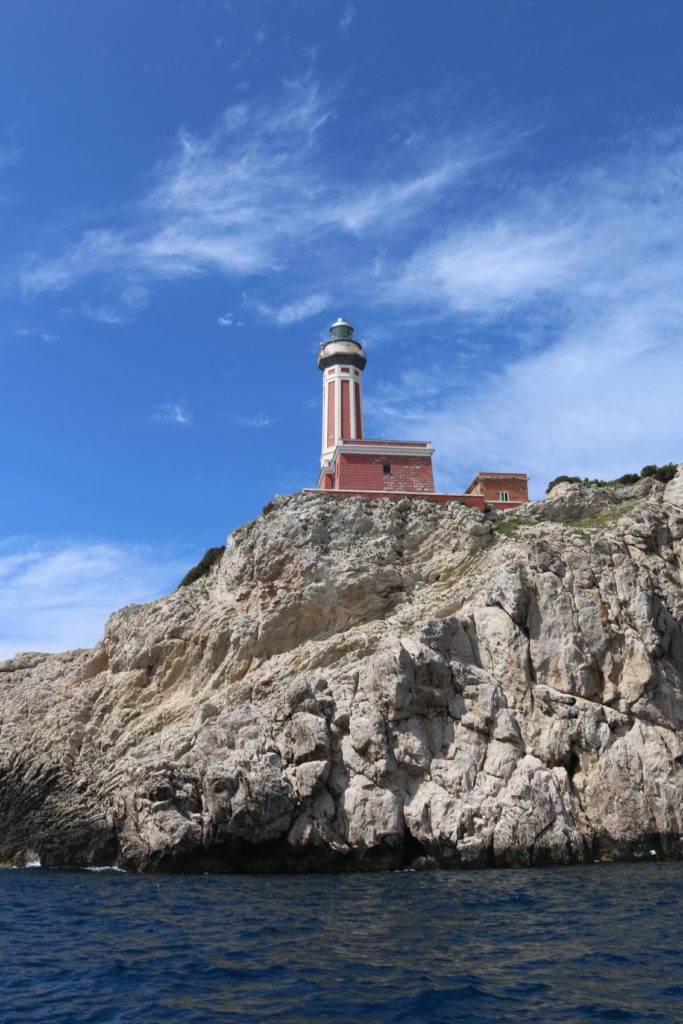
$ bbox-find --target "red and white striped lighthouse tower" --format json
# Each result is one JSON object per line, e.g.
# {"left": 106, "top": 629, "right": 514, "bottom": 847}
{"left": 318, "top": 318, "right": 366, "bottom": 469}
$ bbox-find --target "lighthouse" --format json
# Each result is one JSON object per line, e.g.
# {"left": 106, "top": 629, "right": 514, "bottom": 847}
{"left": 318, "top": 317, "right": 366, "bottom": 460}
{"left": 316, "top": 318, "right": 436, "bottom": 493}
{"left": 312, "top": 316, "right": 530, "bottom": 506}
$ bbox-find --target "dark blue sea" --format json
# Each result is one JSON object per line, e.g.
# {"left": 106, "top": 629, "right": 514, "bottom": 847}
{"left": 1, "top": 862, "right": 682, "bottom": 1024}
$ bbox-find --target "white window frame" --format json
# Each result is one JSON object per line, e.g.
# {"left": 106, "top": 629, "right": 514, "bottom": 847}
{"left": 499, "top": 490, "right": 509, "bottom": 501}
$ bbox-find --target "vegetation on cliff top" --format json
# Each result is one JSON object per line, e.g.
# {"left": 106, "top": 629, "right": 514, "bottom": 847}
{"left": 178, "top": 546, "right": 226, "bottom": 589}
{"left": 546, "top": 463, "right": 677, "bottom": 494}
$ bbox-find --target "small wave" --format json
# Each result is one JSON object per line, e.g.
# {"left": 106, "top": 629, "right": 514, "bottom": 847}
{"left": 25, "top": 860, "right": 41, "bottom": 868}
{"left": 83, "top": 866, "right": 126, "bottom": 873}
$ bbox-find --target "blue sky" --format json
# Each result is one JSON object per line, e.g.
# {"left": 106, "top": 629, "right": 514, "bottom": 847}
{"left": 2, "top": 0, "right": 683, "bottom": 656}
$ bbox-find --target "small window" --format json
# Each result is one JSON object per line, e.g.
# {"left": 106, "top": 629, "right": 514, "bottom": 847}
{"left": 500, "top": 490, "right": 509, "bottom": 501}
{"left": 383, "top": 464, "right": 392, "bottom": 475}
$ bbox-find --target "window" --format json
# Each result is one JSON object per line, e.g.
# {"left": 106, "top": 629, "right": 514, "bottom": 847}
{"left": 383, "top": 464, "right": 392, "bottom": 475}
{"left": 499, "top": 490, "right": 509, "bottom": 501}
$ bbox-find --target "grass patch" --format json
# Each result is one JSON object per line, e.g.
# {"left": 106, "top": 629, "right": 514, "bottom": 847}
{"left": 565, "top": 500, "right": 638, "bottom": 532}
{"left": 491, "top": 516, "right": 537, "bottom": 537}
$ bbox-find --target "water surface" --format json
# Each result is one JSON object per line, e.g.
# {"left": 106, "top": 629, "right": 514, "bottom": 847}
{"left": 1, "top": 862, "right": 681, "bottom": 1023}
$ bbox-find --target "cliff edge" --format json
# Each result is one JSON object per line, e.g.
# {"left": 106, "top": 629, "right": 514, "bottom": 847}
{"left": 1, "top": 466, "right": 683, "bottom": 871}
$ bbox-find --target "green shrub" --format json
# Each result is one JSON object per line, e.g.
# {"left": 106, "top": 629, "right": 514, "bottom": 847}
{"left": 641, "top": 463, "right": 677, "bottom": 482}
{"left": 653, "top": 463, "right": 677, "bottom": 483}
{"left": 581, "top": 477, "right": 621, "bottom": 488}
{"left": 615, "top": 473, "right": 640, "bottom": 486}
{"left": 177, "top": 545, "right": 226, "bottom": 589}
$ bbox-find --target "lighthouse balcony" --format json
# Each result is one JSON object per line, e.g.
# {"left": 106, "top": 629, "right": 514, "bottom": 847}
{"left": 317, "top": 339, "right": 367, "bottom": 371}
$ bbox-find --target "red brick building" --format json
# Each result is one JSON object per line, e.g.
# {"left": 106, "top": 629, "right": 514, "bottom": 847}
{"left": 465, "top": 472, "right": 529, "bottom": 505}
{"left": 313, "top": 318, "right": 528, "bottom": 509}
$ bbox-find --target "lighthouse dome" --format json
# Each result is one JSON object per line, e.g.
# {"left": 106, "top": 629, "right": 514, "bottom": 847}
{"left": 329, "top": 317, "right": 354, "bottom": 341}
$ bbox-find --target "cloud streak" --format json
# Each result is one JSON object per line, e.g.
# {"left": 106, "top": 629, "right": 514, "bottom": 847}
{"left": 257, "top": 291, "right": 331, "bottom": 325}
{"left": 0, "top": 539, "right": 187, "bottom": 660}
{"left": 152, "top": 401, "right": 192, "bottom": 425}
{"left": 372, "top": 136, "right": 683, "bottom": 491}
{"left": 15, "top": 326, "right": 59, "bottom": 343}
{"left": 20, "top": 77, "right": 498, "bottom": 304}
{"left": 231, "top": 414, "right": 274, "bottom": 428}
{"left": 80, "top": 283, "right": 149, "bottom": 325}
{"left": 339, "top": 4, "right": 354, "bottom": 36}
{"left": 0, "top": 144, "right": 20, "bottom": 177}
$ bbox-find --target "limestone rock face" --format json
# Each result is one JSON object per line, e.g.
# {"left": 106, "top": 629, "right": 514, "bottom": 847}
{"left": 664, "top": 464, "right": 683, "bottom": 508}
{"left": 2, "top": 468, "right": 683, "bottom": 871}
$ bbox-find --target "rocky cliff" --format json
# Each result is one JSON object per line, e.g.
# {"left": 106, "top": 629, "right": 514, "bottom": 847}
{"left": 1, "top": 467, "right": 683, "bottom": 872}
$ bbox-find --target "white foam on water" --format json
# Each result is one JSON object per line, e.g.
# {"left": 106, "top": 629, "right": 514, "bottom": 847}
{"left": 83, "top": 864, "right": 126, "bottom": 872}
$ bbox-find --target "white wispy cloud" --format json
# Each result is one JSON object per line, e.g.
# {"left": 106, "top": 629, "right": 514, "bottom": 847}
{"left": 373, "top": 136, "right": 683, "bottom": 491}
{"left": 232, "top": 414, "right": 274, "bottom": 427}
{"left": 397, "top": 220, "right": 581, "bottom": 312}
{"left": 22, "top": 81, "right": 328, "bottom": 292}
{"left": 15, "top": 327, "right": 60, "bottom": 343}
{"left": 327, "top": 162, "right": 462, "bottom": 234}
{"left": 217, "top": 313, "right": 234, "bottom": 326}
{"left": 391, "top": 139, "right": 683, "bottom": 319}
{"left": 339, "top": 3, "right": 354, "bottom": 36}
{"left": 80, "top": 283, "right": 149, "bottom": 325}
{"left": 23, "top": 229, "right": 129, "bottom": 293}
{"left": 0, "top": 142, "right": 20, "bottom": 201}
{"left": 257, "top": 291, "right": 331, "bottom": 325}
{"left": 19, "top": 78, "right": 493, "bottom": 305}
{"left": 153, "top": 401, "right": 192, "bottom": 425}
{"left": 408, "top": 328, "right": 683, "bottom": 496}
{"left": 0, "top": 144, "right": 20, "bottom": 171}
{"left": 0, "top": 539, "right": 187, "bottom": 661}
